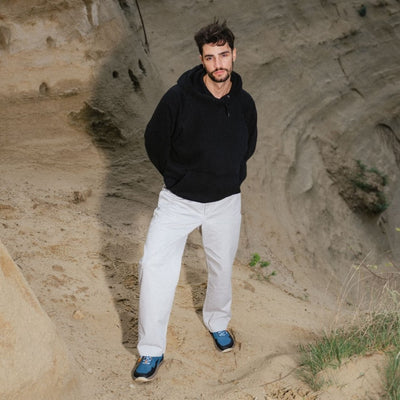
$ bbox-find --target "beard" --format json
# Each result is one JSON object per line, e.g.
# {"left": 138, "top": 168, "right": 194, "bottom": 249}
{"left": 206, "top": 68, "right": 231, "bottom": 83}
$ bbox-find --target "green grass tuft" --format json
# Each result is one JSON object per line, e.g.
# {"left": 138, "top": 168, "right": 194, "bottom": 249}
{"left": 298, "top": 312, "right": 400, "bottom": 393}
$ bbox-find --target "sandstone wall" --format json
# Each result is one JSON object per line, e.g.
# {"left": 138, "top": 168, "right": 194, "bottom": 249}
{"left": 0, "top": 1, "right": 162, "bottom": 397}
{"left": 0, "top": 0, "right": 161, "bottom": 139}
{"left": 242, "top": 0, "right": 400, "bottom": 291}
{"left": 0, "top": 240, "right": 79, "bottom": 400}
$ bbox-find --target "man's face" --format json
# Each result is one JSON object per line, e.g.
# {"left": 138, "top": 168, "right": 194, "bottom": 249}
{"left": 200, "top": 42, "right": 236, "bottom": 83}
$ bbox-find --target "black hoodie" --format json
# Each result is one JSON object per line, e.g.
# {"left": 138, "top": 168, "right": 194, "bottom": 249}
{"left": 145, "top": 64, "right": 257, "bottom": 203}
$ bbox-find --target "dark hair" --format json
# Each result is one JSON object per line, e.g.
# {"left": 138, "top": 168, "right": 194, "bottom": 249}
{"left": 194, "top": 20, "right": 235, "bottom": 55}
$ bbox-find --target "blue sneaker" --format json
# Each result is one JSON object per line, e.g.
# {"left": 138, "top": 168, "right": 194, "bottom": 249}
{"left": 210, "top": 330, "right": 234, "bottom": 352}
{"left": 132, "top": 355, "right": 164, "bottom": 382}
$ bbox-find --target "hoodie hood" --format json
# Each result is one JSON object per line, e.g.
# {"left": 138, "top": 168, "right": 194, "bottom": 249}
{"left": 177, "top": 64, "right": 243, "bottom": 98}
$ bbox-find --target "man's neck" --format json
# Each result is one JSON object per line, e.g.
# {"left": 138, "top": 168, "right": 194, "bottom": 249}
{"left": 203, "top": 75, "right": 232, "bottom": 99}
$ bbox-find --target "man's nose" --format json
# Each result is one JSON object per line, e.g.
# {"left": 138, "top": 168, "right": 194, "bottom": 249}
{"left": 214, "top": 57, "right": 222, "bottom": 69}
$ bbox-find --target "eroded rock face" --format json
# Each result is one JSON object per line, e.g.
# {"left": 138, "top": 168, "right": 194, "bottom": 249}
{"left": 1, "top": 0, "right": 400, "bottom": 300}
{"left": 0, "top": 1, "right": 162, "bottom": 397}
{"left": 245, "top": 0, "right": 400, "bottom": 287}
{"left": 0, "top": 0, "right": 161, "bottom": 141}
{"left": 0, "top": 240, "right": 80, "bottom": 400}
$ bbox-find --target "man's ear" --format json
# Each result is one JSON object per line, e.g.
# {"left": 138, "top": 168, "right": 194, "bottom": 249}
{"left": 199, "top": 54, "right": 204, "bottom": 65}
{"left": 233, "top": 48, "right": 237, "bottom": 62}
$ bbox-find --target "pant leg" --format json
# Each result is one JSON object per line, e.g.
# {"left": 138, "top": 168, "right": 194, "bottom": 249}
{"left": 201, "top": 193, "right": 242, "bottom": 332}
{"left": 137, "top": 188, "right": 202, "bottom": 356}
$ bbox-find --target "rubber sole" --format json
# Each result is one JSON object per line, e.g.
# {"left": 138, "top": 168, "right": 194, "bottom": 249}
{"left": 220, "top": 345, "right": 234, "bottom": 353}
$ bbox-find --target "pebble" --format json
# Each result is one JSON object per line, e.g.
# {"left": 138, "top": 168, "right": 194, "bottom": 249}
{"left": 72, "top": 309, "right": 85, "bottom": 320}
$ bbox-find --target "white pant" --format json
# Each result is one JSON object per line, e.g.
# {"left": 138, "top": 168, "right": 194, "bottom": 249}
{"left": 137, "top": 188, "right": 242, "bottom": 356}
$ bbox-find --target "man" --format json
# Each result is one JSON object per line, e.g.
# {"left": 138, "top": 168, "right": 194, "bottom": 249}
{"left": 132, "top": 20, "right": 257, "bottom": 382}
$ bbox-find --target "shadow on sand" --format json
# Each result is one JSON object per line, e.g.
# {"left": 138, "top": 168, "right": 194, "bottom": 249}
{"left": 70, "top": 2, "right": 208, "bottom": 356}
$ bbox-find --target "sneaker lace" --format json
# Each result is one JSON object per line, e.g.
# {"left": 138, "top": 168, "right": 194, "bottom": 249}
{"left": 142, "top": 356, "right": 153, "bottom": 365}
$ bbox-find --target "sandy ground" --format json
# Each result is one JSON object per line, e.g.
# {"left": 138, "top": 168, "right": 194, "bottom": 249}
{"left": 0, "top": 91, "right": 386, "bottom": 399}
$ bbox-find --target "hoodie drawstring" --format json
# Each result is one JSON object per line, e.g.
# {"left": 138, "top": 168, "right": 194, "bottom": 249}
{"left": 223, "top": 95, "right": 231, "bottom": 117}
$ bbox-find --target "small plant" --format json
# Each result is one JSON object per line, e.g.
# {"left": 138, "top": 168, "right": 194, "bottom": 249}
{"left": 248, "top": 253, "right": 276, "bottom": 281}
{"left": 354, "top": 160, "right": 388, "bottom": 189}
{"left": 249, "top": 253, "right": 261, "bottom": 267}
{"left": 260, "top": 260, "right": 271, "bottom": 268}
{"left": 350, "top": 160, "right": 389, "bottom": 214}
